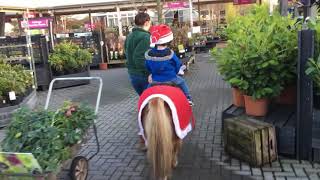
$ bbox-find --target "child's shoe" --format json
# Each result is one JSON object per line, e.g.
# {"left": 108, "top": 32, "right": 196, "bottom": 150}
{"left": 178, "top": 65, "right": 187, "bottom": 76}
{"left": 188, "top": 100, "right": 194, "bottom": 107}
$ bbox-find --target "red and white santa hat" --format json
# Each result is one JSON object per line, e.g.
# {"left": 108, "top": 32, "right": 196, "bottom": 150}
{"left": 149, "top": 24, "right": 173, "bottom": 47}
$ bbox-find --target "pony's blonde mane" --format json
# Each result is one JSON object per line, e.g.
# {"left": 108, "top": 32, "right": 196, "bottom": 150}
{"left": 145, "top": 97, "right": 174, "bottom": 179}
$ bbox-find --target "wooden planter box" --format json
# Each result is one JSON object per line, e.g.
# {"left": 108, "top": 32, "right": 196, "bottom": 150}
{"left": 0, "top": 90, "right": 37, "bottom": 128}
{"left": 224, "top": 116, "right": 277, "bottom": 166}
{"left": 53, "top": 68, "right": 90, "bottom": 89}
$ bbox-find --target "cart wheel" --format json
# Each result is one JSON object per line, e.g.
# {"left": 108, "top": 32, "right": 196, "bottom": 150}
{"left": 70, "top": 156, "right": 88, "bottom": 180}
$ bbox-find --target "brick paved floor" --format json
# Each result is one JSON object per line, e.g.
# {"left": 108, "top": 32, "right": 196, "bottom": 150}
{"left": 34, "top": 53, "right": 228, "bottom": 180}
{"left": 11, "top": 53, "right": 320, "bottom": 180}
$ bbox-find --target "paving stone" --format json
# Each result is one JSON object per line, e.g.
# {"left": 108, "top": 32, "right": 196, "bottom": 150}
{"left": 282, "top": 164, "right": 294, "bottom": 172}
{"left": 262, "top": 167, "right": 282, "bottom": 172}
{"left": 286, "top": 177, "right": 309, "bottom": 180}
{"left": 233, "top": 170, "right": 252, "bottom": 176}
{"left": 275, "top": 177, "right": 286, "bottom": 180}
{"left": 293, "top": 168, "right": 307, "bottom": 177}
{"left": 274, "top": 171, "right": 296, "bottom": 177}
{"left": 252, "top": 168, "right": 262, "bottom": 176}
{"left": 309, "top": 173, "right": 320, "bottom": 180}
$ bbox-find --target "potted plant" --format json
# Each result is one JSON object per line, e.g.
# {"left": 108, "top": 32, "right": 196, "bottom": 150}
{"left": 212, "top": 5, "right": 298, "bottom": 116}
{"left": 212, "top": 43, "right": 245, "bottom": 107}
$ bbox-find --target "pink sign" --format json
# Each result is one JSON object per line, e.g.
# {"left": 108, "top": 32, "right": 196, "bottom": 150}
{"left": 20, "top": 18, "right": 50, "bottom": 29}
{"left": 164, "top": 1, "right": 189, "bottom": 9}
{"left": 233, "top": 0, "right": 256, "bottom": 5}
{"left": 85, "top": 23, "right": 96, "bottom": 30}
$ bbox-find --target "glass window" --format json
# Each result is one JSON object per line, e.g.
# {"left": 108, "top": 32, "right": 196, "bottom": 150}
{"left": 121, "top": 18, "right": 128, "bottom": 26}
{"left": 165, "top": 11, "right": 174, "bottom": 18}
{"left": 128, "top": 17, "right": 134, "bottom": 25}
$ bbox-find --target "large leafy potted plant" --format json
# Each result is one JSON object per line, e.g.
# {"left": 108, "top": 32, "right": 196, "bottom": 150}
{"left": 212, "top": 5, "right": 298, "bottom": 116}
{"left": 49, "top": 42, "right": 92, "bottom": 88}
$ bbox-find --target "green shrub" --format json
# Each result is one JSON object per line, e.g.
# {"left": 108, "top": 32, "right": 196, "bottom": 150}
{"left": 212, "top": 5, "right": 298, "bottom": 99}
{"left": 0, "top": 61, "right": 33, "bottom": 98}
{"left": 49, "top": 42, "right": 92, "bottom": 74}
{"left": 1, "top": 102, "right": 96, "bottom": 172}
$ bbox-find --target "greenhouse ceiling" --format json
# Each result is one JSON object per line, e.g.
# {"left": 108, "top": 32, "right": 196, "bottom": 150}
{"left": 0, "top": 0, "right": 222, "bottom": 9}
{"left": 0, "top": 0, "right": 128, "bottom": 9}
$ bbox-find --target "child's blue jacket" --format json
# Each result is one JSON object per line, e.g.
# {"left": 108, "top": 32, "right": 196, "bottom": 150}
{"left": 145, "top": 48, "right": 182, "bottom": 82}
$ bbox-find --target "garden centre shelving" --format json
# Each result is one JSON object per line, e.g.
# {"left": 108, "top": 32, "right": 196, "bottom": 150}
{"left": 0, "top": 35, "right": 51, "bottom": 89}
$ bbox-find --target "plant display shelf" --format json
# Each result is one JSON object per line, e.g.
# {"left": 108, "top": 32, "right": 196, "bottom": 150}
{"left": 0, "top": 35, "right": 51, "bottom": 89}
{"left": 107, "top": 59, "right": 126, "bottom": 65}
{"left": 222, "top": 104, "right": 296, "bottom": 158}
{"left": 0, "top": 90, "right": 37, "bottom": 128}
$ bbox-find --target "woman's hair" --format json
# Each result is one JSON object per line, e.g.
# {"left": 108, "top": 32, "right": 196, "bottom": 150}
{"left": 135, "top": 12, "right": 150, "bottom": 26}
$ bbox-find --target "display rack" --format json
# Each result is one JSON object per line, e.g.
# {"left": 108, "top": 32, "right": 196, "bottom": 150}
{"left": 104, "top": 28, "right": 126, "bottom": 65}
{"left": 0, "top": 35, "right": 51, "bottom": 89}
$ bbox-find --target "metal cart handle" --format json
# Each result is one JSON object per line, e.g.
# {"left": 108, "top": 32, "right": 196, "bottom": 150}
{"left": 44, "top": 77, "right": 103, "bottom": 115}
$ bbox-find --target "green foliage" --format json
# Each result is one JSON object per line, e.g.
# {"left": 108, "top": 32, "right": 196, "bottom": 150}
{"left": 49, "top": 41, "right": 92, "bottom": 73}
{"left": 0, "top": 61, "right": 33, "bottom": 97}
{"left": 305, "top": 19, "right": 320, "bottom": 94}
{"left": 306, "top": 56, "right": 320, "bottom": 94}
{"left": 216, "top": 26, "right": 227, "bottom": 41}
{"left": 1, "top": 102, "right": 96, "bottom": 172}
{"left": 212, "top": 5, "right": 298, "bottom": 99}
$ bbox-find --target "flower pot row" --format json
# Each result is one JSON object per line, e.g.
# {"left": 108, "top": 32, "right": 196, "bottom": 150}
{"left": 232, "top": 86, "right": 296, "bottom": 117}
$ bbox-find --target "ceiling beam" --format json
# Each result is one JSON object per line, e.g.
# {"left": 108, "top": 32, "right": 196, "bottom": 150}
{"left": 47, "top": 0, "right": 233, "bottom": 15}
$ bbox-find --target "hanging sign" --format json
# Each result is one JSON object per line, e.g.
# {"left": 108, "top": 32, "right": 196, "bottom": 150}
{"left": 164, "top": 1, "right": 189, "bottom": 9}
{"left": 20, "top": 18, "right": 50, "bottom": 29}
{"left": 233, "top": 0, "right": 256, "bottom": 5}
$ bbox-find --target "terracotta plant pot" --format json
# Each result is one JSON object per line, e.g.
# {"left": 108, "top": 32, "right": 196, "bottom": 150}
{"left": 232, "top": 88, "right": 245, "bottom": 107}
{"left": 275, "top": 85, "right": 296, "bottom": 105}
{"left": 99, "top": 63, "right": 108, "bottom": 70}
{"left": 244, "top": 95, "right": 269, "bottom": 117}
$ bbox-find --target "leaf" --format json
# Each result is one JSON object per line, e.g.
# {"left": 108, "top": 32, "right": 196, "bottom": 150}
{"left": 305, "top": 67, "right": 315, "bottom": 75}
{"left": 14, "top": 132, "right": 22, "bottom": 138}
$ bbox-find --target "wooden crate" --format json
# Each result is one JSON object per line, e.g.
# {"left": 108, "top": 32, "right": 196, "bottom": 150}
{"left": 224, "top": 116, "right": 277, "bottom": 166}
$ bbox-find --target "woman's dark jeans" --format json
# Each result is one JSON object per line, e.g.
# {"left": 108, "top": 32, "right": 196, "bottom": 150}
{"left": 129, "top": 74, "right": 149, "bottom": 96}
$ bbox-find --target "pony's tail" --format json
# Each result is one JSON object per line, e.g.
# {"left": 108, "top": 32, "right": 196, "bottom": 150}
{"left": 145, "top": 97, "right": 174, "bottom": 179}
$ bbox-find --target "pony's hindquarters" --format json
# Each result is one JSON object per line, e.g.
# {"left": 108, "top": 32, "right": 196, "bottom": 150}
{"left": 144, "top": 97, "right": 174, "bottom": 179}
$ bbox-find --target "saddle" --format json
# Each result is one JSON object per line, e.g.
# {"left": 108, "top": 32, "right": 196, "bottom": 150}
{"left": 149, "top": 81, "right": 178, "bottom": 88}
{"left": 138, "top": 85, "right": 195, "bottom": 142}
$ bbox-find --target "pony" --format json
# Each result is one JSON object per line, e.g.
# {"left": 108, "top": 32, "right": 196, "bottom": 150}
{"left": 141, "top": 97, "right": 182, "bottom": 180}
{"left": 138, "top": 85, "right": 194, "bottom": 180}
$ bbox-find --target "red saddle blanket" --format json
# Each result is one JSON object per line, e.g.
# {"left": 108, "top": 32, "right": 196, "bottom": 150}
{"left": 138, "top": 85, "right": 195, "bottom": 142}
